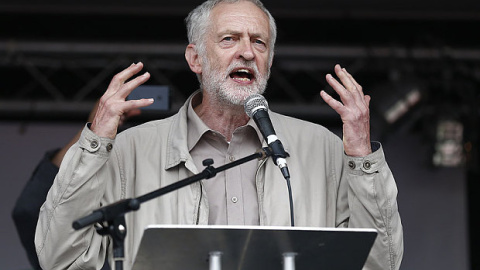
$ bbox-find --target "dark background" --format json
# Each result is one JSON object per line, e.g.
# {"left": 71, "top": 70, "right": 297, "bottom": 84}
{"left": 1, "top": 0, "right": 478, "bottom": 269}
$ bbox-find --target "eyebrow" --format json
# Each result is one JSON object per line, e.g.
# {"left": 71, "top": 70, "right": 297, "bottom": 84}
{"left": 217, "top": 30, "right": 268, "bottom": 41}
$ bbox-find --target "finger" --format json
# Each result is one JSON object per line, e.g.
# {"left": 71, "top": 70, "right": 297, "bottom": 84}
{"left": 340, "top": 66, "right": 367, "bottom": 108}
{"left": 334, "top": 65, "right": 366, "bottom": 107}
{"left": 107, "top": 62, "right": 145, "bottom": 94}
{"left": 121, "top": 99, "right": 154, "bottom": 115}
{"left": 325, "top": 73, "right": 355, "bottom": 107}
{"left": 118, "top": 72, "right": 151, "bottom": 99}
{"left": 364, "top": 94, "right": 371, "bottom": 107}
{"left": 334, "top": 64, "right": 355, "bottom": 91}
{"left": 320, "top": 90, "right": 346, "bottom": 116}
{"left": 341, "top": 67, "right": 364, "bottom": 96}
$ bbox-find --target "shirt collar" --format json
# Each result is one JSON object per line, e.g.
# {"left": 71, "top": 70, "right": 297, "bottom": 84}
{"left": 186, "top": 91, "right": 264, "bottom": 151}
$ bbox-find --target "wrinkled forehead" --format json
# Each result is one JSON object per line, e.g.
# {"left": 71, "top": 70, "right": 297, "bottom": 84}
{"left": 208, "top": 1, "right": 270, "bottom": 38}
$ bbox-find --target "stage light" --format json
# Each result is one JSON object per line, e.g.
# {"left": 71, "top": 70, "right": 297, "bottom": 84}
{"left": 383, "top": 88, "right": 421, "bottom": 124}
{"left": 432, "top": 119, "right": 464, "bottom": 167}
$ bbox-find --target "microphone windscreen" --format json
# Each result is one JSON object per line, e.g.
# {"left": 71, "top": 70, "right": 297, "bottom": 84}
{"left": 244, "top": 94, "right": 269, "bottom": 117}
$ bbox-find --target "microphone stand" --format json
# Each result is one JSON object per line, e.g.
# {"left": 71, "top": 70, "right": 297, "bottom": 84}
{"left": 72, "top": 148, "right": 271, "bottom": 270}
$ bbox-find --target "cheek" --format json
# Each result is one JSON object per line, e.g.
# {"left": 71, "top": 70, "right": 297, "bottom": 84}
{"left": 209, "top": 52, "right": 230, "bottom": 70}
{"left": 257, "top": 57, "right": 270, "bottom": 74}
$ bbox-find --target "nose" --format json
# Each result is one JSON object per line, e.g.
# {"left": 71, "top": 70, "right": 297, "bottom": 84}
{"left": 236, "top": 39, "right": 255, "bottom": 61}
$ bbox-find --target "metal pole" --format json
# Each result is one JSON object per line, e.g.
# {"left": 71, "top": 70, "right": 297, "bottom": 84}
{"left": 209, "top": 251, "right": 222, "bottom": 270}
{"left": 282, "top": 252, "right": 297, "bottom": 270}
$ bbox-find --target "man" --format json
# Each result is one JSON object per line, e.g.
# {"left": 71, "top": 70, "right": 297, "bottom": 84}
{"left": 36, "top": 0, "right": 403, "bottom": 269}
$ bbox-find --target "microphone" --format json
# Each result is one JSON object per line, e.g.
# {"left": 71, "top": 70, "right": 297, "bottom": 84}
{"left": 244, "top": 94, "right": 290, "bottom": 179}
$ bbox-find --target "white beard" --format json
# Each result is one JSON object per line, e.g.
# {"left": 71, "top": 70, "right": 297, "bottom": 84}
{"left": 201, "top": 57, "right": 269, "bottom": 106}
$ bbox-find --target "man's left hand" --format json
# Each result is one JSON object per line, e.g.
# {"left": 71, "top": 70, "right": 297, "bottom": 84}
{"left": 320, "top": 64, "right": 372, "bottom": 157}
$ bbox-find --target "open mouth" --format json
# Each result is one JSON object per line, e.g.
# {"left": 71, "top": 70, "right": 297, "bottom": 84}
{"left": 229, "top": 68, "right": 254, "bottom": 83}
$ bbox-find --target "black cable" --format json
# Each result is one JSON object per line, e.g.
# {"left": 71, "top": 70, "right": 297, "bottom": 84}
{"left": 114, "top": 260, "right": 123, "bottom": 270}
{"left": 285, "top": 176, "right": 295, "bottom": 227}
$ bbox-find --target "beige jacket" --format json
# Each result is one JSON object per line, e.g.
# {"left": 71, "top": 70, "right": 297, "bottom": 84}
{"left": 36, "top": 94, "right": 403, "bottom": 270}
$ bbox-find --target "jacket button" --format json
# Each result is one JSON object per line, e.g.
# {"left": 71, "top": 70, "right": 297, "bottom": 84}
{"left": 90, "top": 140, "right": 99, "bottom": 149}
{"left": 348, "top": 161, "right": 356, "bottom": 169}
{"left": 363, "top": 161, "right": 372, "bottom": 170}
{"left": 231, "top": 197, "right": 238, "bottom": 203}
{"left": 106, "top": 143, "right": 113, "bottom": 152}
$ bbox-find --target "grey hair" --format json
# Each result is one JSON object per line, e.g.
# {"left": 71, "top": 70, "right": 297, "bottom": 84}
{"left": 185, "top": 0, "right": 277, "bottom": 58}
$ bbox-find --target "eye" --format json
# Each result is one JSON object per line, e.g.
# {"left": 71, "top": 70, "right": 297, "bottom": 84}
{"left": 253, "top": 39, "right": 267, "bottom": 51}
{"left": 254, "top": 39, "right": 266, "bottom": 45}
{"left": 219, "top": 36, "right": 237, "bottom": 47}
{"left": 221, "top": 36, "right": 237, "bottom": 43}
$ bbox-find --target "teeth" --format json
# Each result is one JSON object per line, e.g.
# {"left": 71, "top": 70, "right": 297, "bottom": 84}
{"left": 236, "top": 77, "right": 251, "bottom": 81}
{"left": 237, "top": 69, "right": 250, "bottom": 74}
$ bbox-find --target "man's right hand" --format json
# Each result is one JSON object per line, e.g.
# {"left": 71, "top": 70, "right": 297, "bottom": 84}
{"left": 91, "top": 62, "right": 153, "bottom": 139}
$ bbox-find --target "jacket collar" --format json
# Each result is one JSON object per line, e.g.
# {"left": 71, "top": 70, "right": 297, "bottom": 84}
{"left": 164, "top": 92, "right": 194, "bottom": 170}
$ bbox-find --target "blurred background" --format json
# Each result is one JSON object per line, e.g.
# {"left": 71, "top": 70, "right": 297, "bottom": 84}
{"left": 1, "top": 0, "right": 479, "bottom": 269}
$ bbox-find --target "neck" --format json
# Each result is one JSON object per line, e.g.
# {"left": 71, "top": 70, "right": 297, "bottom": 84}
{"left": 193, "top": 92, "right": 250, "bottom": 142}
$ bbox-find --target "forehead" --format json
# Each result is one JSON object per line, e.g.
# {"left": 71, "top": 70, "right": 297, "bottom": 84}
{"left": 209, "top": 1, "right": 270, "bottom": 37}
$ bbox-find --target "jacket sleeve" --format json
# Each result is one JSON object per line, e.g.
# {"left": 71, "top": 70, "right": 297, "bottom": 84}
{"left": 336, "top": 142, "right": 404, "bottom": 270}
{"left": 35, "top": 125, "right": 118, "bottom": 270}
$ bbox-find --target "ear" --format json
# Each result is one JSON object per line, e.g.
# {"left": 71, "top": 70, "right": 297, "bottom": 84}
{"left": 185, "top": 44, "right": 202, "bottom": 74}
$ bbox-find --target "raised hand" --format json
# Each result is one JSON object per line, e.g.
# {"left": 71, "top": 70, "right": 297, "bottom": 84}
{"left": 91, "top": 62, "right": 153, "bottom": 139}
{"left": 320, "top": 64, "right": 372, "bottom": 157}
